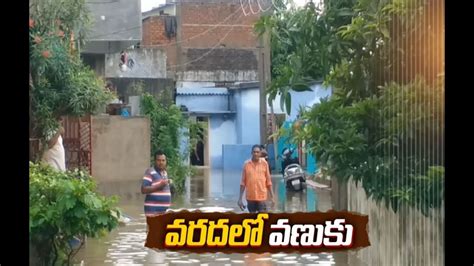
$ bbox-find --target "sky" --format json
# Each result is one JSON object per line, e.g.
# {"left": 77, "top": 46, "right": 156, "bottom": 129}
{"left": 141, "top": 0, "right": 309, "bottom": 12}
{"left": 141, "top": 0, "right": 165, "bottom": 12}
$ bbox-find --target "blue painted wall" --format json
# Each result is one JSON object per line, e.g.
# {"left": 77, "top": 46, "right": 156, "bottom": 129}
{"left": 277, "top": 121, "right": 319, "bottom": 175}
{"left": 240, "top": 89, "right": 260, "bottom": 145}
{"left": 277, "top": 121, "right": 299, "bottom": 170}
{"left": 266, "top": 83, "right": 331, "bottom": 116}
{"left": 288, "top": 83, "right": 330, "bottom": 174}
{"left": 222, "top": 144, "right": 253, "bottom": 171}
{"left": 176, "top": 87, "right": 230, "bottom": 113}
{"left": 222, "top": 143, "right": 277, "bottom": 172}
{"left": 270, "top": 83, "right": 331, "bottom": 174}
{"left": 306, "top": 153, "right": 317, "bottom": 174}
{"left": 233, "top": 89, "right": 260, "bottom": 145}
{"left": 234, "top": 90, "right": 243, "bottom": 144}
{"left": 176, "top": 87, "right": 236, "bottom": 169}
{"left": 209, "top": 116, "right": 237, "bottom": 169}
{"left": 287, "top": 83, "right": 332, "bottom": 121}
{"left": 222, "top": 144, "right": 253, "bottom": 196}
{"left": 177, "top": 95, "right": 230, "bottom": 112}
{"left": 177, "top": 86, "right": 262, "bottom": 169}
{"left": 266, "top": 143, "right": 275, "bottom": 170}
{"left": 209, "top": 87, "right": 261, "bottom": 169}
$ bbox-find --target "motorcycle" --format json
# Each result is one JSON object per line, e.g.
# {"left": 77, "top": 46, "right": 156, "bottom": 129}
{"left": 281, "top": 148, "right": 306, "bottom": 191}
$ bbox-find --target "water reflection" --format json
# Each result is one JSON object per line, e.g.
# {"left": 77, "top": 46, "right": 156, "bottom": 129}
{"left": 218, "top": 170, "right": 318, "bottom": 213}
{"left": 73, "top": 168, "right": 365, "bottom": 265}
{"left": 276, "top": 178, "right": 317, "bottom": 213}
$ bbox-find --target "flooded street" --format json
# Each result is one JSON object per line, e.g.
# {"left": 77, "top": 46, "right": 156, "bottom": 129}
{"left": 74, "top": 168, "right": 364, "bottom": 265}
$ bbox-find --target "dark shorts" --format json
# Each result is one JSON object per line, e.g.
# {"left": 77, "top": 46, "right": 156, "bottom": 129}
{"left": 247, "top": 200, "right": 267, "bottom": 213}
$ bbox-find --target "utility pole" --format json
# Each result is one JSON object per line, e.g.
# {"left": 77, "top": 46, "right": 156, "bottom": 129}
{"left": 258, "top": 6, "right": 277, "bottom": 170}
{"left": 263, "top": 23, "right": 279, "bottom": 172}
{"left": 258, "top": 40, "right": 267, "bottom": 145}
{"left": 258, "top": 8, "right": 273, "bottom": 145}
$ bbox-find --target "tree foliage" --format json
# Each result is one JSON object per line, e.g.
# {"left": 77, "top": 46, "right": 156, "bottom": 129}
{"left": 258, "top": 0, "right": 444, "bottom": 214}
{"left": 141, "top": 94, "right": 204, "bottom": 194}
{"left": 29, "top": 0, "right": 112, "bottom": 141}
{"left": 30, "top": 162, "right": 120, "bottom": 265}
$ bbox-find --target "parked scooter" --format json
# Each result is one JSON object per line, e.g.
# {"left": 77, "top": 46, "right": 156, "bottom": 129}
{"left": 281, "top": 148, "right": 306, "bottom": 191}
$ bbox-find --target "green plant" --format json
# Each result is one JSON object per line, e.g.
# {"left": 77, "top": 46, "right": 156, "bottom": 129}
{"left": 258, "top": 0, "right": 444, "bottom": 215}
{"left": 292, "top": 78, "right": 444, "bottom": 215}
{"left": 189, "top": 121, "right": 206, "bottom": 154}
{"left": 157, "top": 86, "right": 175, "bottom": 107}
{"left": 255, "top": 0, "right": 357, "bottom": 113}
{"left": 29, "top": 0, "right": 113, "bottom": 142}
{"left": 141, "top": 94, "right": 204, "bottom": 194}
{"left": 29, "top": 162, "right": 120, "bottom": 265}
{"left": 128, "top": 80, "right": 145, "bottom": 95}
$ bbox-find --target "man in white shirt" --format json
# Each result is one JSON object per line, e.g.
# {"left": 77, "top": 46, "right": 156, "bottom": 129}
{"left": 41, "top": 119, "right": 66, "bottom": 172}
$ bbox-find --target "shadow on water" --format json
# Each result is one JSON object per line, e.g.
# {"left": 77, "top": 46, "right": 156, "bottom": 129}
{"left": 73, "top": 168, "right": 366, "bottom": 265}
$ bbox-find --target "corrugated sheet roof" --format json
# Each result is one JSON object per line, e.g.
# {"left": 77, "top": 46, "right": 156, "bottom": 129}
{"left": 175, "top": 92, "right": 230, "bottom": 96}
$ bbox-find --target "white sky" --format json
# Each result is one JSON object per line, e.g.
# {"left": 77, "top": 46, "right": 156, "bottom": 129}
{"left": 141, "top": 0, "right": 165, "bottom": 12}
{"left": 141, "top": 0, "right": 308, "bottom": 12}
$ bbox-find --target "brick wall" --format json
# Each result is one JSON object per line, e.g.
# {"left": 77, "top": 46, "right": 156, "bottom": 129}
{"left": 142, "top": 1, "right": 263, "bottom": 78}
{"left": 142, "top": 16, "right": 178, "bottom": 70}
{"left": 181, "top": 26, "right": 257, "bottom": 49}
{"left": 142, "top": 16, "right": 177, "bottom": 45}
{"left": 185, "top": 48, "right": 258, "bottom": 71}
{"left": 181, "top": 3, "right": 259, "bottom": 49}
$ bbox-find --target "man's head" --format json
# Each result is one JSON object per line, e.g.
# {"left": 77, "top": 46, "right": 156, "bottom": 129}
{"left": 154, "top": 150, "right": 167, "bottom": 170}
{"left": 251, "top": 144, "right": 262, "bottom": 161}
{"left": 260, "top": 144, "right": 268, "bottom": 157}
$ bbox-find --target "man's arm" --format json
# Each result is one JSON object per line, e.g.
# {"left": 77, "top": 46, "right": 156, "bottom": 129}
{"left": 141, "top": 184, "right": 156, "bottom": 194}
{"left": 141, "top": 177, "right": 169, "bottom": 194}
{"left": 267, "top": 186, "right": 275, "bottom": 201}
{"left": 238, "top": 185, "right": 245, "bottom": 202}
{"left": 238, "top": 165, "right": 247, "bottom": 210}
{"left": 141, "top": 179, "right": 168, "bottom": 194}
{"left": 238, "top": 185, "right": 246, "bottom": 210}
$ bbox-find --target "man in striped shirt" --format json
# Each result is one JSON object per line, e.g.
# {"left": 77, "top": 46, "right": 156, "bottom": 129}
{"left": 141, "top": 150, "right": 172, "bottom": 220}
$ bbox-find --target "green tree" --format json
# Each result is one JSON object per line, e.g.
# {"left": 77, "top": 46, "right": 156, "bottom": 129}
{"left": 257, "top": 0, "right": 444, "bottom": 214}
{"left": 141, "top": 94, "right": 204, "bottom": 194}
{"left": 29, "top": 0, "right": 112, "bottom": 146}
{"left": 29, "top": 2, "right": 120, "bottom": 265}
{"left": 255, "top": 0, "right": 358, "bottom": 114}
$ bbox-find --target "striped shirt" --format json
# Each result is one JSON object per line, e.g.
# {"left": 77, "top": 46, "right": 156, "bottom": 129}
{"left": 142, "top": 167, "right": 171, "bottom": 217}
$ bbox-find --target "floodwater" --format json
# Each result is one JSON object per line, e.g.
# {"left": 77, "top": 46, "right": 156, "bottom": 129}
{"left": 74, "top": 168, "right": 365, "bottom": 265}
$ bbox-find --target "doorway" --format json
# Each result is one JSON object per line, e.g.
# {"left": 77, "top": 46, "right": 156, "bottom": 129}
{"left": 190, "top": 116, "right": 209, "bottom": 166}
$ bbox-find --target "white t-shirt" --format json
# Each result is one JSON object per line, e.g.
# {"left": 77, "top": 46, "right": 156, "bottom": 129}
{"left": 42, "top": 133, "right": 66, "bottom": 172}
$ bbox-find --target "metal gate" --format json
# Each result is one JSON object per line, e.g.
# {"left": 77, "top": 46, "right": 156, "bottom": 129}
{"left": 62, "top": 115, "right": 92, "bottom": 175}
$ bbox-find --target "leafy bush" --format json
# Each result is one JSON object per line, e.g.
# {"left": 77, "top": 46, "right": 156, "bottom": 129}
{"left": 141, "top": 94, "right": 203, "bottom": 194}
{"left": 258, "top": 0, "right": 444, "bottom": 215}
{"left": 294, "top": 78, "right": 444, "bottom": 215}
{"left": 29, "top": 0, "right": 113, "bottom": 141}
{"left": 30, "top": 162, "right": 120, "bottom": 265}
